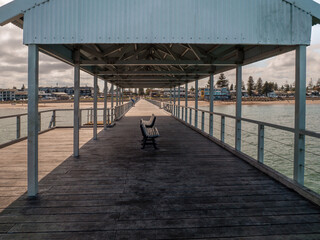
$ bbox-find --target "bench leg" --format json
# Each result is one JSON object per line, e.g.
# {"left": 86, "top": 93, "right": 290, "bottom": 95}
{"left": 152, "top": 139, "right": 158, "bottom": 150}
{"left": 141, "top": 138, "right": 147, "bottom": 149}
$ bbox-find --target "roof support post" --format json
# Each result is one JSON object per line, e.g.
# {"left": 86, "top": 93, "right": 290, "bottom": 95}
{"left": 93, "top": 75, "right": 98, "bottom": 140}
{"left": 195, "top": 78, "right": 199, "bottom": 129}
{"left": 173, "top": 87, "right": 176, "bottom": 116}
{"left": 103, "top": 82, "right": 108, "bottom": 130}
{"left": 185, "top": 82, "right": 188, "bottom": 123}
{"left": 73, "top": 49, "right": 80, "bottom": 157}
{"left": 116, "top": 86, "right": 119, "bottom": 106}
{"left": 122, "top": 88, "right": 124, "bottom": 104}
{"left": 235, "top": 65, "right": 242, "bottom": 151}
{"left": 111, "top": 84, "right": 114, "bottom": 122}
{"left": 27, "top": 44, "right": 39, "bottom": 198}
{"left": 170, "top": 87, "right": 172, "bottom": 104}
{"left": 178, "top": 85, "right": 181, "bottom": 119}
{"left": 294, "top": 45, "right": 306, "bottom": 185}
{"left": 209, "top": 74, "right": 214, "bottom": 137}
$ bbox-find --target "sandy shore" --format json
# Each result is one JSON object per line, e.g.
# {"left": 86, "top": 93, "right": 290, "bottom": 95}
{"left": 0, "top": 99, "right": 319, "bottom": 110}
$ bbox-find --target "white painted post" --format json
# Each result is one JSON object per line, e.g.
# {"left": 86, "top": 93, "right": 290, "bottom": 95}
{"left": 185, "top": 82, "right": 188, "bottom": 123}
{"left": 294, "top": 45, "right": 306, "bottom": 185}
{"left": 93, "top": 75, "right": 98, "bottom": 140}
{"left": 103, "top": 82, "right": 108, "bottom": 130}
{"left": 209, "top": 74, "right": 214, "bottom": 136}
{"left": 258, "top": 124, "right": 264, "bottom": 163}
{"left": 27, "top": 44, "right": 39, "bottom": 197}
{"left": 116, "top": 86, "right": 119, "bottom": 106}
{"left": 74, "top": 49, "right": 80, "bottom": 158}
{"left": 235, "top": 65, "right": 242, "bottom": 151}
{"left": 195, "top": 79, "right": 199, "bottom": 128}
{"left": 173, "top": 87, "right": 176, "bottom": 116}
{"left": 111, "top": 84, "right": 114, "bottom": 122}
{"left": 178, "top": 85, "right": 181, "bottom": 119}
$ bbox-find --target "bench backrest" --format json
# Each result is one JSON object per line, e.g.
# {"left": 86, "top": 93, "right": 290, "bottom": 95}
{"left": 145, "top": 114, "right": 156, "bottom": 128}
{"left": 140, "top": 120, "right": 148, "bottom": 137}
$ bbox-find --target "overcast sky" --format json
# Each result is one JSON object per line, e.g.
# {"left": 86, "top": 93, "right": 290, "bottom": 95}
{"left": 0, "top": 0, "right": 319, "bottom": 90}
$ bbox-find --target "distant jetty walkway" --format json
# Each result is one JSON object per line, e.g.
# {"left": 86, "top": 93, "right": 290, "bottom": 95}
{"left": 0, "top": 99, "right": 319, "bottom": 239}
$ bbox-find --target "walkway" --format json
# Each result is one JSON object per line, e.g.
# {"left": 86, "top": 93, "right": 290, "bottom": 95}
{"left": 0, "top": 100, "right": 319, "bottom": 239}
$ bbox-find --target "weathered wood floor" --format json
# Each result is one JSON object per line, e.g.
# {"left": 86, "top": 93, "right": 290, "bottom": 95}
{"left": 0, "top": 99, "right": 319, "bottom": 239}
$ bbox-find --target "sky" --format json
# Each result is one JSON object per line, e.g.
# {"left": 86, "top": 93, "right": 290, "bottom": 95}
{"left": 0, "top": 0, "right": 319, "bottom": 90}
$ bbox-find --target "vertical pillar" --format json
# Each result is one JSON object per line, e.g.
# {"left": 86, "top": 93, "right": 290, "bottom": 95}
{"left": 93, "top": 75, "right": 98, "bottom": 140}
{"left": 116, "top": 86, "right": 119, "bottom": 106}
{"left": 74, "top": 49, "right": 80, "bottom": 157}
{"left": 185, "top": 82, "right": 188, "bottom": 123}
{"left": 209, "top": 74, "right": 214, "bottom": 136}
{"left": 170, "top": 88, "right": 172, "bottom": 104}
{"left": 28, "top": 44, "right": 39, "bottom": 197}
{"left": 178, "top": 85, "right": 181, "bottom": 119}
{"left": 294, "top": 45, "right": 306, "bottom": 185}
{"left": 103, "top": 81, "right": 108, "bottom": 130}
{"left": 111, "top": 84, "right": 114, "bottom": 122}
{"left": 173, "top": 87, "right": 176, "bottom": 116}
{"left": 195, "top": 79, "right": 199, "bottom": 128}
{"left": 235, "top": 65, "right": 242, "bottom": 151}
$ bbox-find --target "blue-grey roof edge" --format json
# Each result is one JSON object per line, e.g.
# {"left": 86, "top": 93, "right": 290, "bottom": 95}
{"left": 0, "top": 0, "right": 319, "bottom": 26}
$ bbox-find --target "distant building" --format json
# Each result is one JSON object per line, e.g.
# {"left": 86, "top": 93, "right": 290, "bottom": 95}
{"left": 15, "top": 91, "right": 28, "bottom": 100}
{"left": 201, "top": 88, "right": 231, "bottom": 100}
{"left": 0, "top": 89, "right": 16, "bottom": 101}
{"left": 39, "top": 87, "right": 94, "bottom": 97}
{"left": 267, "top": 91, "right": 278, "bottom": 98}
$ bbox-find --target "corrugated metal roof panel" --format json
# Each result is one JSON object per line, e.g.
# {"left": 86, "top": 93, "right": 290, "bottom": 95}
{"left": 23, "top": 0, "right": 312, "bottom": 45}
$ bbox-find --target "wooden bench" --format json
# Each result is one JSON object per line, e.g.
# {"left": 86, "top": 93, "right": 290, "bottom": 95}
{"left": 141, "top": 114, "right": 156, "bottom": 128}
{"left": 140, "top": 119, "right": 160, "bottom": 149}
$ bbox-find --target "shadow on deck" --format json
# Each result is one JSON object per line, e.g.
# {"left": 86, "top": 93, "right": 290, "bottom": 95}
{"left": 0, "top": 100, "right": 319, "bottom": 239}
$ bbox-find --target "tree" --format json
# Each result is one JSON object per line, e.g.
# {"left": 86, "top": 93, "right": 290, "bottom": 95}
{"left": 190, "top": 86, "right": 195, "bottom": 92}
{"left": 274, "top": 83, "right": 278, "bottom": 91}
{"left": 241, "top": 81, "right": 246, "bottom": 90}
{"left": 262, "top": 81, "right": 273, "bottom": 96}
{"left": 21, "top": 84, "right": 25, "bottom": 91}
{"left": 216, "top": 73, "right": 229, "bottom": 88}
{"left": 284, "top": 84, "right": 290, "bottom": 92}
{"left": 206, "top": 78, "right": 211, "bottom": 88}
{"left": 247, "top": 76, "right": 255, "bottom": 96}
{"left": 317, "top": 79, "right": 320, "bottom": 87}
{"left": 256, "top": 78, "right": 263, "bottom": 95}
{"left": 230, "top": 84, "right": 234, "bottom": 91}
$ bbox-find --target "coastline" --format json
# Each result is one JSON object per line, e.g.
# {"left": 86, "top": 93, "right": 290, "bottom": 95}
{"left": 0, "top": 98, "right": 320, "bottom": 109}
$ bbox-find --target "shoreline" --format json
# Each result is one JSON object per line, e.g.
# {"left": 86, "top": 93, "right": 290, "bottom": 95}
{"left": 0, "top": 99, "right": 319, "bottom": 109}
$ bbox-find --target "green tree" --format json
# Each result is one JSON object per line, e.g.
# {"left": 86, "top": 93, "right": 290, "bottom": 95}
{"left": 256, "top": 78, "right": 263, "bottom": 95}
{"left": 284, "top": 84, "right": 290, "bottom": 92}
{"left": 308, "top": 79, "right": 313, "bottom": 90}
{"left": 216, "top": 73, "right": 229, "bottom": 88}
{"left": 262, "top": 81, "right": 273, "bottom": 96}
{"left": 190, "top": 86, "right": 195, "bottom": 92}
{"left": 241, "top": 81, "right": 245, "bottom": 90}
{"left": 274, "top": 83, "right": 278, "bottom": 91}
{"left": 247, "top": 76, "right": 255, "bottom": 96}
{"left": 230, "top": 84, "right": 234, "bottom": 91}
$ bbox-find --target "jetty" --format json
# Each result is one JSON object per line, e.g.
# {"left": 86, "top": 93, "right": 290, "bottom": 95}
{"left": 0, "top": 99, "right": 319, "bottom": 239}
{"left": 0, "top": 0, "right": 320, "bottom": 238}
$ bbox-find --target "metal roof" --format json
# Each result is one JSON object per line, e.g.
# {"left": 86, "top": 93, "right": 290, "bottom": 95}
{"left": 0, "top": 0, "right": 319, "bottom": 88}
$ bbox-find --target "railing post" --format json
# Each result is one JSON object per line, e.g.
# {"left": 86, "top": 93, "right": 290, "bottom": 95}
{"left": 79, "top": 110, "right": 82, "bottom": 128}
{"left": 209, "top": 74, "right": 214, "bottom": 136}
{"left": 221, "top": 116, "right": 225, "bottom": 143}
{"left": 173, "top": 86, "right": 176, "bottom": 116}
{"left": 38, "top": 113, "right": 41, "bottom": 132}
{"left": 195, "top": 78, "right": 199, "bottom": 128}
{"left": 258, "top": 124, "right": 264, "bottom": 164}
{"left": 53, "top": 110, "right": 56, "bottom": 127}
{"left": 235, "top": 65, "right": 242, "bottom": 151}
{"left": 182, "top": 107, "right": 184, "bottom": 120}
{"left": 189, "top": 108, "right": 192, "bottom": 125}
{"left": 201, "top": 111, "right": 205, "bottom": 132}
{"left": 294, "top": 45, "right": 306, "bottom": 185}
{"left": 16, "top": 116, "right": 21, "bottom": 139}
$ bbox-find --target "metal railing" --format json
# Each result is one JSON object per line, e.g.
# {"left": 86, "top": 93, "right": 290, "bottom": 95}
{"left": 152, "top": 101, "right": 320, "bottom": 195}
{"left": 145, "top": 99, "right": 162, "bottom": 109}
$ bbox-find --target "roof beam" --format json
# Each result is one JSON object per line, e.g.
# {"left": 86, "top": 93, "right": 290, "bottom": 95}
{"left": 80, "top": 59, "right": 237, "bottom": 66}
{"left": 97, "top": 71, "right": 209, "bottom": 76}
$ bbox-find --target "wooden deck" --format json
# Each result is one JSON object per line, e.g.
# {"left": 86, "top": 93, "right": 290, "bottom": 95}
{"left": 0, "top": 99, "right": 319, "bottom": 239}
